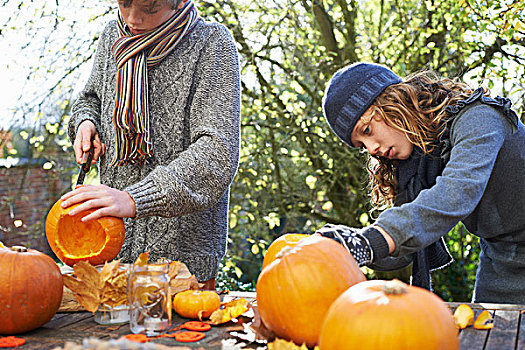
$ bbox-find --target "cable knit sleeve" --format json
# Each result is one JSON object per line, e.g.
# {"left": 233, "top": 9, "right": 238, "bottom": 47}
{"left": 125, "top": 24, "right": 241, "bottom": 219}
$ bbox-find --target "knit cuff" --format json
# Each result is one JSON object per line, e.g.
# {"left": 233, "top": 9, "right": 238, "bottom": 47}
{"left": 360, "top": 226, "right": 390, "bottom": 262}
{"left": 125, "top": 179, "right": 170, "bottom": 219}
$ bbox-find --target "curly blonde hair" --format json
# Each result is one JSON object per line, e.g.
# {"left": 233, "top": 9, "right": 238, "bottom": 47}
{"left": 364, "top": 70, "right": 480, "bottom": 211}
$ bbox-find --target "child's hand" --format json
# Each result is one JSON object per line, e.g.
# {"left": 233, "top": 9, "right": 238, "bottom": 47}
{"left": 74, "top": 120, "right": 105, "bottom": 165}
{"left": 60, "top": 184, "right": 136, "bottom": 221}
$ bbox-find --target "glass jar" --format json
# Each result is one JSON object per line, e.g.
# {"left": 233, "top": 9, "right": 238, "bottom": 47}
{"left": 93, "top": 264, "right": 130, "bottom": 325}
{"left": 127, "top": 263, "right": 171, "bottom": 336}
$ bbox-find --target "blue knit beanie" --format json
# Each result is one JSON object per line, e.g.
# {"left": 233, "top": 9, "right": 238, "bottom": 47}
{"left": 322, "top": 62, "right": 402, "bottom": 148}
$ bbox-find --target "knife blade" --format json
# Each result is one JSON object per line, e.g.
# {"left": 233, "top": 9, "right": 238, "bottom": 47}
{"left": 75, "top": 147, "right": 95, "bottom": 189}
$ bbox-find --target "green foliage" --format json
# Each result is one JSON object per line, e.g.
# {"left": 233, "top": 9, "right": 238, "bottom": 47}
{"left": 2, "top": 0, "right": 524, "bottom": 298}
{"left": 432, "top": 223, "right": 480, "bottom": 302}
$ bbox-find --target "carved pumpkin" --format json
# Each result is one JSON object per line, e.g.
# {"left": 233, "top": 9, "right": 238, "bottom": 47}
{"left": 256, "top": 235, "right": 366, "bottom": 347}
{"left": 45, "top": 199, "right": 125, "bottom": 267}
{"left": 0, "top": 246, "right": 64, "bottom": 334}
{"left": 318, "top": 279, "right": 459, "bottom": 350}
{"left": 262, "top": 233, "right": 309, "bottom": 269}
{"left": 173, "top": 290, "right": 221, "bottom": 319}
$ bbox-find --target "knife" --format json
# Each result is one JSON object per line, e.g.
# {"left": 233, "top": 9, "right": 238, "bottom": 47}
{"left": 74, "top": 146, "right": 95, "bottom": 189}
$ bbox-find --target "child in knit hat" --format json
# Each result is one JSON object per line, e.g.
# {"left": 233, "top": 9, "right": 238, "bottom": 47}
{"left": 60, "top": 0, "right": 241, "bottom": 290}
{"left": 318, "top": 62, "right": 525, "bottom": 304}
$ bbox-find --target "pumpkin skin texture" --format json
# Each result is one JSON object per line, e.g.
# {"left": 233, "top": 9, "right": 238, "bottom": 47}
{"left": 0, "top": 246, "right": 64, "bottom": 334}
{"left": 256, "top": 235, "right": 366, "bottom": 348}
{"left": 45, "top": 199, "right": 125, "bottom": 267}
{"left": 318, "top": 279, "right": 459, "bottom": 350}
{"left": 262, "top": 233, "right": 309, "bottom": 270}
{"left": 173, "top": 290, "right": 221, "bottom": 319}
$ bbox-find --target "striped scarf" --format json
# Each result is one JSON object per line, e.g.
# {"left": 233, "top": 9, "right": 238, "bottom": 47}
{"left": 111, "top": 1, "right": 198, "bottom": 165}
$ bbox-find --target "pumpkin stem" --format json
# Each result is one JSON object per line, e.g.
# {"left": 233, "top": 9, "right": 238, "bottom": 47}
{"left": 10, "top": 245, "right": 28, "bottom": 253}
{"left": 382, "top": 279, "right": 407, "bottom": 295}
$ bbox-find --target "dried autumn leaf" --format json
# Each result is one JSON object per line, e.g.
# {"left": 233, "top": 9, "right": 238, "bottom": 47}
{"left": 247, "top": 301, "right": 275, "bottom": 342}
{"left": 454, "top": 304, "right": 475, "bottom": 329}
{"left": 168, "top": 261, "right": 182, "bottom": 279}
{"left": 267, "top": 338, "right": 310, "bottom": 349}
{"left": 62, "top": 274, "right": 101, "bottom": 313}
{"left": 208, "top": 298, "right": 249, "bottom": 325}
{"left": 134, "top": 252, "right": 150, "bottom": 267}
{"left": 99, "top": 260, "right": 121, "bottom": 282}
{"left": 474, "top": 310, "right": 494, "bottom": 330}
{"left": 169, "top": 275, "right": 200, "bottom": 295}
{"left": 73, "top": 261, "right": 104, "bottom": 291}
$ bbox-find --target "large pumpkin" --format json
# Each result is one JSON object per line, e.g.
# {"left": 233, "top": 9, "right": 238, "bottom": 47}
{"left": 45, "top": 199, "right": 125, "bottom": 267}
{"left": 173, "top": 290, "right": 221, "bottom": 319}
{"left": 262, "top": 233, "right": 309, "bottom": 270}
{"left": 319, "top": 279, "right": 459, "bottom": 350}
{"left": 256, "top": 235, "right": 366, "bottom": 347}
{"left": 0, "top": 245, "right": 64, "bottom": 334}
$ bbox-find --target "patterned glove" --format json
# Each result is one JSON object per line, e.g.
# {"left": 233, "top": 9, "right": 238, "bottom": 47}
{"left": 315, "top": 224, "right": 373, "bottom": 266}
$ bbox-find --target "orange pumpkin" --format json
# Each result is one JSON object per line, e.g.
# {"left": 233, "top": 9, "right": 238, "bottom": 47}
{"left": 173, "top": 290, "right": 221, "bottom": 319}
{"left": 0, "top": 245, "right": 64, "bottom": 334}
{"left": 256, "top": 235, "right": 366, "bottom": 347}
{"left": 45, "top": 199, "right": 125, "bottom": 267}
{"left": 318, "top": 279, "right": 459, "bottom": 350}
{"left": 262, "top": 233, "right": 309, "bottom": 269}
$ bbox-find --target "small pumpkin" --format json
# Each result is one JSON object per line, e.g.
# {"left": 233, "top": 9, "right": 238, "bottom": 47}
{"left": 318, "top": 279, "right": 459, "bottom": 350}
{"left": 256, "top": 235, "right": 366, "bottom": 348}
{"left": 262, "top": 233, "right": 309, "bottom": 269}
{"left": 0, "top": 245, "right": 64, "bottom": 334}
{"left": 173, "top": 290, "right": 221, "bottom": 319}
{"left": 45, "top": 199, "right": 125, "bottom": 267}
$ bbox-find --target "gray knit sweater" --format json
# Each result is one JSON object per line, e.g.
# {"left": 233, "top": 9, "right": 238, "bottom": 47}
{"left": 69, "top": 18, "right": 241, "bottom": 281}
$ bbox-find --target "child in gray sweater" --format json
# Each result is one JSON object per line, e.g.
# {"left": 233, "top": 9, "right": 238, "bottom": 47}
{"left": 318, "top": 62, "right": 525, "bottom": 303}
{"left": 60, "top": 0, "right": 240, "bottom": 289}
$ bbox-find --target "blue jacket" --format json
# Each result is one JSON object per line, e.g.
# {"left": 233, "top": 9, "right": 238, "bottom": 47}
{"left": 370, "top": 88, "right": 525, "bottom": 303}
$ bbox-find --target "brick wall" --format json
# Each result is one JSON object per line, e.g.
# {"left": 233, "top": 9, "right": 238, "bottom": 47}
{"left": 0, "top": 159, "right": 71, "bottom": 256}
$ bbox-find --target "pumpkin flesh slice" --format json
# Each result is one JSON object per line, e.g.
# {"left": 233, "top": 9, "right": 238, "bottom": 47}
{"left": 473, "top": 310, "right": 494, "bottom": 330}
{"left": 453, "top": 304, "right": 475, "bottom": 329}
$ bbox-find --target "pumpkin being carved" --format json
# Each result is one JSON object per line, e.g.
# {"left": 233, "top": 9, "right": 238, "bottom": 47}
{"left": 0, "top": 246, "right": 64, "bottom": 334}
{"left": 318, "top": 279, "right": 459, "bottom": 350}
{"left": 173, "top": 290, "right": 221, "bottom": 319}
{"left": 45, "top": 199, "right": 125, "bottom": 267}
{"left": 262, "top": 233, "right": 309, "bottom": 270}
{"left": 256, "top": 235, "right": 366, "bottom": 348}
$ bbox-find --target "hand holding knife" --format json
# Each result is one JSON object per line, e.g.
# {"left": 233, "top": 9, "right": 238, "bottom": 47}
{"left": 75, "top": 146, "right": 95, "bottom": 189}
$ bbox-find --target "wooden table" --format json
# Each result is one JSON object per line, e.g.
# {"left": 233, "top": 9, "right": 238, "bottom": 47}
{"left": 6, "top": 295, "right": 525, "bottom": 349}
{"left": 448, "top": 302, "right": 525, "bottom": 350}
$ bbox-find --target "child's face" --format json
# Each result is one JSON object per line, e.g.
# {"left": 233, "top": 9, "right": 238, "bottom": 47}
{"left": 118, "top": 0, "right": 186, "bottom": 35}
{"left": 351, "top": 107, "right": 413, "bottom": 160}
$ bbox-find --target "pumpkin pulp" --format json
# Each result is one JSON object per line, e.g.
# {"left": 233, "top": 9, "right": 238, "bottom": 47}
{"left": 56, "top": 214, "right": 107, "bottom": 258}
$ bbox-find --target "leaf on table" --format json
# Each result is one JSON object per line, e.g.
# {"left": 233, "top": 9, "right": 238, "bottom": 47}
{"left": 208, "top": 298, "right": 249, "bottom": 325}
{"left": 267, "top": 338, "right": 313, "bottom": 350}
{"left": 246, "top": 301, "right": 275, "bottom": 342}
